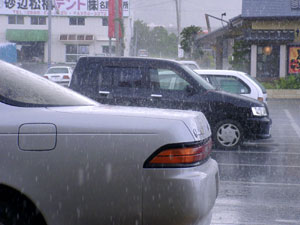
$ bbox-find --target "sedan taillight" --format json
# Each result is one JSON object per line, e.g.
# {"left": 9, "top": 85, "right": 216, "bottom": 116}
{"left": 144, "top": 138, "right": 212, "bottom": 168}
{"left": 63, "top": 75, "right": 70, "bottom": 79}
{"left": 43, "top": 76, "right": 49, "bottom": 79}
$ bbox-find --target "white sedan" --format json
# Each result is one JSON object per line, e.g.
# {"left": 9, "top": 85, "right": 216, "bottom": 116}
{"left": 0, "top": 60, "right": 219, "bottom": 225}
{"left": 43, "top": 66, "right": 73, "bottom": 86}
{"left": 195, "top": 69, "right": 268, "bottom": 104}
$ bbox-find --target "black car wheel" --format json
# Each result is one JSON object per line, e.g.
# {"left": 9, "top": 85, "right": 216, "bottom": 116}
{"left": 0, "top": 199, "right": 44, "bottom": 225}
{"left": 213, "top": 120, "right": 243, "bottom": 150}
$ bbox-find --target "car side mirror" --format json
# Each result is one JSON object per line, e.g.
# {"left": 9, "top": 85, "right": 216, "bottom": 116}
{"left": 185, "top": 85, "right": 196, "bottom": 95}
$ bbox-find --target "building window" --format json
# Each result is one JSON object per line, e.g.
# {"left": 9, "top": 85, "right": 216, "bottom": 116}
{"left": 66, "top": 44, "right": 89, "bottom": 62}
{"left": 31, "top": 16, "right": 46, "bottom": 25}
{"left": 257, "top": 45, "right": 280, "bottom": 78}
{"left": 8, "top": 15, "right": 24, "bottom": 24}
{"left": 102, "top": 45, "right": 116, "bottom": 54}
{"left": 69, "top": 17, "right": 85, "bottom": 25}
{"left": 102, "top": 17, "right": 108, "bottom": 26}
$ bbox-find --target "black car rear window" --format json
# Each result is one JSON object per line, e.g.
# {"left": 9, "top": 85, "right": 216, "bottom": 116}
{"left": 99, "top": 66, "right": 143, "bottom": 89}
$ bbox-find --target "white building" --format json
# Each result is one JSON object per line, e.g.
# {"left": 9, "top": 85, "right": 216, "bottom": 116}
{"left": 0, "top": 0, "right": 131, "bottom": 64}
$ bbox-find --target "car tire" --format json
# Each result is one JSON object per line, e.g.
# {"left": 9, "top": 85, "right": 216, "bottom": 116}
{"left": 213, "top": 120, "right": 243, "bottom": 150}
{"left": 0, "top": 199, "right": 44, "bottom": 225}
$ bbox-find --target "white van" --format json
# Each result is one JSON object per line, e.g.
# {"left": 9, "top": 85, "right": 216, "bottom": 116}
{"left": 195, "top": 69, "right": 267, "bottom": 104}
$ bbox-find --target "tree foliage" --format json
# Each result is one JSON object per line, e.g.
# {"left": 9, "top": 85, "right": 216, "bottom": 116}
{"left": 180, "top": 25, "right": 203, "bottom": 59}
{"left": 132, "top": 20, "right": 177, "bottom": 58}
{"left": 229, "top": 40, "right": 251, "bottom": 73}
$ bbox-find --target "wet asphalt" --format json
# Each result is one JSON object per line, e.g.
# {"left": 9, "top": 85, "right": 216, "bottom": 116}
{"left": 211, "top": 99, "right": 300, "bottom": 225}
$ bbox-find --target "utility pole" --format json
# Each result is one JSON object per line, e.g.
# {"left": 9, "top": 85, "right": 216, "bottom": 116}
{"left": 120, "top": 4, "right": 124, "bottom": 56}
{"left": 174, "top": 0, "right": 181, "bottom": 58}
{"left": 114, "top": 0, "right": 123, "bottom": 56}
{"left": 174, "top": 0, "right": 181, "bottom": 41}
{"left": 134, "top": 27, "right": 138, "bottom": 56}
{"left": 47, "top": 0, "right": 52, "bottom": 68}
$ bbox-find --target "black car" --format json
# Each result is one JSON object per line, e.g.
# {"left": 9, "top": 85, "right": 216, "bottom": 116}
{"left": 70, "top": 57, "right": 272, "bottom": 149}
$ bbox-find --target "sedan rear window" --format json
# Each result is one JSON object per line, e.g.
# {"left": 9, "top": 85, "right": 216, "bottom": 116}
{"left": 47, "top": 67, "right": 69, "bottom": 74}
{"left": 0, "top": 61, "right": 96, "bottom": 107}
{"left": 244, "top": 73, "right": 267, "bottom": 94}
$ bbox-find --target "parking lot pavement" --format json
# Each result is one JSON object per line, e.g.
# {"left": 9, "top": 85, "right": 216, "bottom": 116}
{"left": 211, "top": 99, "right": 300, "bottom": 225}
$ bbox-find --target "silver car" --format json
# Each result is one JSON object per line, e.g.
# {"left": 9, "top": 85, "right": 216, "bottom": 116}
{"left": 0, "top": 60, "right": 219, "bottom": 225}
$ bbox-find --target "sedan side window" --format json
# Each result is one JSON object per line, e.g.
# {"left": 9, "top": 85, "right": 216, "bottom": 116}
{"left": 150, "top": 68, "right": 192, "bottom": 91}
{"left": 211, "top": 75, "right": 251, "bottom": 94}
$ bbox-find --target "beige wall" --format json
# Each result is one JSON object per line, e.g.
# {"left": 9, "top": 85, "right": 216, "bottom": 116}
{"left": 0, "top": 15, "right": 131, "bottom": 63}
{"left": 49, "top": 16, "right": 111, "bottom": 63}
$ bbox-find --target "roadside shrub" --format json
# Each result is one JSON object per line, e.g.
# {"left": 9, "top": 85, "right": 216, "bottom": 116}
{"left": 261, "top": 75, "right": 300, "bottom": 89}
{"left": 261, "top": 82, "right": 276, "bottom": 89}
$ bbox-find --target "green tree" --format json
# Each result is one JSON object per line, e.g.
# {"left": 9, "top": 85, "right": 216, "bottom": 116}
{"left": 132, "top": 20, "right": 150, "bottom": 55}
{"left": 132, "top": 20, "right": 177, "bottom": 58}
{"left": 180, "top": 25, "right": 203, "bottom": 59}
{"left": 229, "top": 40, "right": 251, "bottom": 73}
{"left": 149, "top": 26, "right": 177, "bottom": 58}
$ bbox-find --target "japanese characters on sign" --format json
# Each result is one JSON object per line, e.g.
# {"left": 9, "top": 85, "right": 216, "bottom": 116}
{"left": 0, "top": 0, "right": 129, "bottom": 17}
{"left": 288, "top": 46, "right": 300, "bottom": 74}
{"left": 291, "top": 0, "right": 300, "bottom": 9}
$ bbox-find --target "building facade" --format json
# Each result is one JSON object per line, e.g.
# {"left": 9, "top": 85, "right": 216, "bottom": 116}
{"left": 241, "top": 0, "right": 300, "bottom": 79}
{"left": 0, "top": 0, "right": 131, "bottom": 65}
{"left": 196, "top": 0, "right": 300, "bottom": 79}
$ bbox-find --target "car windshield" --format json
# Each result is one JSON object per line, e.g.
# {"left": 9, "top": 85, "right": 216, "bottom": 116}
{"left": 0, "top": 61, "right": 96, "bottom": 107}
{"left": 47, "top": 67, "right": 70, "bottom": 74}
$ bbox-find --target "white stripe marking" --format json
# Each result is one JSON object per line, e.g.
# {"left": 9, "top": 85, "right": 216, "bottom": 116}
{"left": 284, "top": 109, "right": 300, "bottom": 138}
{"left": 275, "top": 219, "right": 300, "bottom": 224}
{"left": 219, "top": 163, "right": 300, "bottom": 168}
{"left": 213, "top": 150, "right": 300, "bottom": 154}
{"left": 220, "top": 180, "right": 300, "bottom": 187}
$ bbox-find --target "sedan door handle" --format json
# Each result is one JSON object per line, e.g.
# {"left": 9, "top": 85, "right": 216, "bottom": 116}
{"left": 150, "top": 94, "right": 162, "bottom": 98}
{"left": 99, "top": 91, "right": 110, "bottom": 95}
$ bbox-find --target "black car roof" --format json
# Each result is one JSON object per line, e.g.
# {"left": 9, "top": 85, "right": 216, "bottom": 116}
{"left": 77, "top": 56, "right": 181, "bottom": 67}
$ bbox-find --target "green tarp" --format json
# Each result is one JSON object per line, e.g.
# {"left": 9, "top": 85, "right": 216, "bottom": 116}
{"left": 6, "top": 29, "right": 48, "bottom": 42}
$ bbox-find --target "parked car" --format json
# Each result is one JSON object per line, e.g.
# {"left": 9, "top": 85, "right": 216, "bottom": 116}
{"left": 43, "top": 66, "right": 73, "bottom": 86}
{"left": 0, "top": 60, "right": 219, "bottom": 225}
{"left": 195, "top": 69, "right": 268, "bottom": 103}
{"left": 177, "top": 60, "right": 201, "bottom": 70}
{"left": 70, "top": 57, "right": 272, "bottom": 149}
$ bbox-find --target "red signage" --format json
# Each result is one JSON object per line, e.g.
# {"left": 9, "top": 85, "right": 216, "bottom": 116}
{"left": 108, "top": 0, "right": 122, "bottom": 38}
{"left": 289, "top": 46, "right": 300, "bottom": 74}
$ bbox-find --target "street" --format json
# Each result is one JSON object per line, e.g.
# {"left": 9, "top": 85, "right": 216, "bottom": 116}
{"left": 211, "top": 99, "right": 300, "bottom": 225}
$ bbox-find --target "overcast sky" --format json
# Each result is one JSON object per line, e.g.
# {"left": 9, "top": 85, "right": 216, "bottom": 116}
{"left": 130, "top": 0, "right": 242, "bottom": 31}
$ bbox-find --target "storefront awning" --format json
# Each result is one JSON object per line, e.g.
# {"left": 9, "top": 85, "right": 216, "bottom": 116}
{"left": 241, "top": 29, "right": 295, "bottom": 43}
{"left": 6, "top": 29, "right": 48, "bottom": 42}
